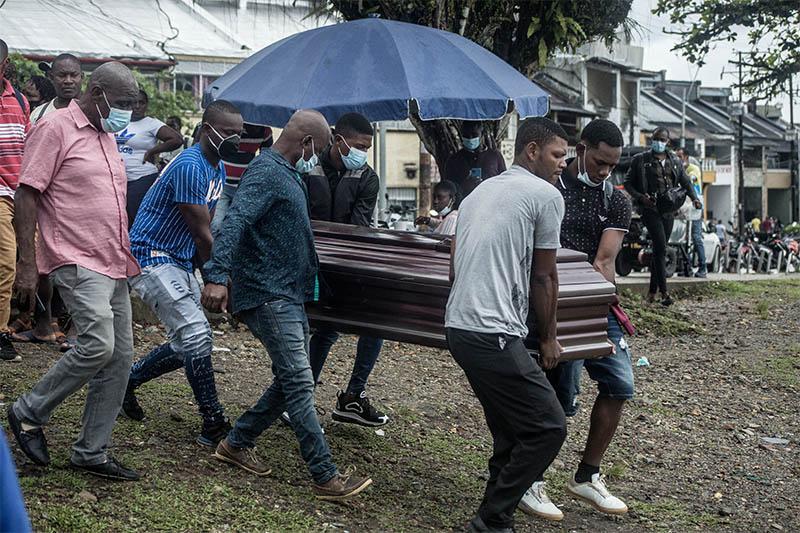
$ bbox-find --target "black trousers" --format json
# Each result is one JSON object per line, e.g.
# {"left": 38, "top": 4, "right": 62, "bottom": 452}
{"left": 446, "top": 328, "right": 566, "bottom": 529}
{"left": 641, "top": 209, "right": 675, "bottom": 294}
{"left": 126, "top": 172, "right": 159, "bottom": 228}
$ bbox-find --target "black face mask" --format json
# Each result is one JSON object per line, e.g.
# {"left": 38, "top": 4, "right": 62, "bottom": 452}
{"left": 207, "top": 123, "right": 241, "bottom": 158}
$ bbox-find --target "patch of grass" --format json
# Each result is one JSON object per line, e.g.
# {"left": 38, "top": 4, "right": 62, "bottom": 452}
{"left": 604, "top": 461, "right": 628, "bottom": 480}
{"left": 634, "top": 498, "right": 722, "bottom": 531}
{"left": 619, "top": 290, "right": 703, "bottom": 336}
{"left": 755, "top": 299, "right": 770, "bottom": 319}
{"left": 756, "top": 352, "right": 800, "bottom": 388}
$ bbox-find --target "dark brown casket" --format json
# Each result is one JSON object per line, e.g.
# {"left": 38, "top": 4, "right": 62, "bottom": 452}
{"left": 306, "top": 221, "right": 616, "bottom": 361}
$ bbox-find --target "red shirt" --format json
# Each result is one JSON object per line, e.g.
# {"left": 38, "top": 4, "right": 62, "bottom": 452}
{"left": 0, "top": 78, "right": 30, "bottom": 197}
{"left": 19, "top": 100, "right": 139, "bottom": 279}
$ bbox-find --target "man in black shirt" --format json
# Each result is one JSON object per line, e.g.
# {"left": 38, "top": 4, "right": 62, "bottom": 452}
{"left": 624, "top": 128, "right": 701, "bottom": 305}
{"left": 302, "top": 113, "right": 389, "bottom": 427}
{"left": 443, "top": 120, "right": 507, "bottom": 197}
{"left": 520, "top": 119, "right": 633, "bottom": 521}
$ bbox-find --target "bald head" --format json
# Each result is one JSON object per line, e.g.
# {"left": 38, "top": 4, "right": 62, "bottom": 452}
{"left": 89, "top": 62, "right": 137, "bottom": 95}
{"left": 274, "top": 109, "right": 333, "bottom": 166}
{"left": 79, "top": 61, "right": 138, "bottom": 131}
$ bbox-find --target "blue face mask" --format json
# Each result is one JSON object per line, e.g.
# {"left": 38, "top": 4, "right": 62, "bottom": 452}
{"left": 295, "top": 138, "right": 318, "bottom": 174}
{"left": 97, "top": 91, "right": 132, "bottom": 133}
{"left": 462, "top": 137, "right": 480, "bottom": 151}
{"left": 652, "top": 140, "right": 668, "bottom": 153}
{"left": 338, "top": 136, "right": 368, "bottom": 170}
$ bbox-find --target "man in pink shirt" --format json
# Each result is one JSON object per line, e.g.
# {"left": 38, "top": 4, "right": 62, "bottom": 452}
{"left": 7, "top": 62, "right": 142, "bottom": 481}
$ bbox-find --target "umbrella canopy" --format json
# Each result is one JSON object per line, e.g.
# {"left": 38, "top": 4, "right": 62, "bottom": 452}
{"left": 204, "top": 17, "right": 550, "bottom": 126}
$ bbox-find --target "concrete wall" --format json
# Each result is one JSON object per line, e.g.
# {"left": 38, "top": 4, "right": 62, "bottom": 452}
{"left": 706, "top": 184, "right": 732, "bottom": 224}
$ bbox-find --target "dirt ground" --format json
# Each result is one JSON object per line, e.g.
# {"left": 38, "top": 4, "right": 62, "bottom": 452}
{"left": 1, "top": 279, "right": 799, "bottom": 532}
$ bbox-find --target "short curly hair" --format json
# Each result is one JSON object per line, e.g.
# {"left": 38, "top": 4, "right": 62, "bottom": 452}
{"left": 580, "top": 119, "right": 624, "bottom": 148}
{"left": 514, "top": 117, "right": 568, "bottom": 156}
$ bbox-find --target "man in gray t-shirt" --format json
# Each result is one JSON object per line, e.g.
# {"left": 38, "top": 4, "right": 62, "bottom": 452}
{"left": 445, "top": 117, "right": 569, "bottom": 532}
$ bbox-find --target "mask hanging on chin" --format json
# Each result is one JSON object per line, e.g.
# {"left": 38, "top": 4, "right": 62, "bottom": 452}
{"left": 295, "top": 139, "right": 318, "bottom": 174}
{"left": 576, "top": 145, "right": 602, "bottom": 188}
{"left": 96, "top": 91, "right": 132, "bottom": 133}
{"left": 207, "top": 124, "right": 241, "bottom": 159}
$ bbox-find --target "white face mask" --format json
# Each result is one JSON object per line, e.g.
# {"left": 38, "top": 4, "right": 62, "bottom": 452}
{"left": 576, "top": 146, "right": 602, "bottom": 188}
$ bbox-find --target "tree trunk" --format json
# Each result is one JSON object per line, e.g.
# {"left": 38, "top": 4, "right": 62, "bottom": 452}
{"left": 419, "top": 143, "right": 434, "bottom": 216}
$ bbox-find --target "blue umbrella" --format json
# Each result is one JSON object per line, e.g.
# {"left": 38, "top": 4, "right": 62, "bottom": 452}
{"left": 204, "top": 17, "right": 549, "bottom": 126}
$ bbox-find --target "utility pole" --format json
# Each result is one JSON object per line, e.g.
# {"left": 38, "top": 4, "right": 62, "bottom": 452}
{"left": 790, "top": 74, "right": 797, "bottom": 223}
{"left": 737, "top": 51, "right": 745, "bottom": 235}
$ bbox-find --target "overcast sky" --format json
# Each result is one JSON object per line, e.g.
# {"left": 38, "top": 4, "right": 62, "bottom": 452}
{"left": 629, "top": 0, "right": 797, "bottom": 124}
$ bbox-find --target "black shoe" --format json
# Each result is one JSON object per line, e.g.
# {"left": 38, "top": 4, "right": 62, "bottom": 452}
{"left": 6, "top": 404, "right": 50, "bottom": 466}
{"left": 0, "top": 333, "right": 20, "bottom": 362}
{"left": 71, "top": 456, "right": 140, "bottom": 481}
{"left": 121, "top": 384, "right": 144, "bottom": 421}
{"left": 196, "top": 417, "right": 232, "bottom": 447}
{"left": 661, "top": 295, "right": 674, "bottom": 307}
{"left": 467, "top": 515, "right": 513, "bottom": 533}
{"left": 332, "top": 391, "right": 389, "bottom": 427}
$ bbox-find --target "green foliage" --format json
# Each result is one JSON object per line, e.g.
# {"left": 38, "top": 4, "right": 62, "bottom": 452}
{"left": 319, "top": 0, "right": 633, "bottom": 74}
{"left": 654, "top": 0, "right": 800, "bottom": 99}
{"left": 5, "top": 53, "right": 41, "bottom": 88}
{"left": 131, "top": 70, "right": 196, "bottom": 122}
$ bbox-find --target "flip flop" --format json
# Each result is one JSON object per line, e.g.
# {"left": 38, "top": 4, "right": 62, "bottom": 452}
{"left": 8, "top": 317, "right": 32, "bottom": 335}
{"left": 11, "top": 329, "right": 58, "bottom": 344}
{"left": 59, "top": 336, "right": 77, "bottom": 353}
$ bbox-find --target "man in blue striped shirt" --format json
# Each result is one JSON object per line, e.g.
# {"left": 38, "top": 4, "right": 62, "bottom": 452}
{"left": 122, "top": 100, "right": 243, "bottom": 448}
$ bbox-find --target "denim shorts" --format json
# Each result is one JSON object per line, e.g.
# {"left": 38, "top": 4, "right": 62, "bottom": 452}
{"left": 548, "top": 312, "right": 635, "bottom": 415}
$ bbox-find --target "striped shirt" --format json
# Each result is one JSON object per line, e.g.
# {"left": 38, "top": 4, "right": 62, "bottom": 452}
{"left": 130, "top": 144, "right": 225, "bottom": 271}
{"left": 221, "top": 123, "right": 271, "bottom": 188}
{"left": 0, "top": 78, "right": 30, "bottom": 198}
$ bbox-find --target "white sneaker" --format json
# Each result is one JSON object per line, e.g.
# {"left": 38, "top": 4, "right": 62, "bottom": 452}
{"left": 519, "top": 481, "right": 564, "bottom": 521}
{"left": 566, "top": 473, "right": 628, "bottom": 515}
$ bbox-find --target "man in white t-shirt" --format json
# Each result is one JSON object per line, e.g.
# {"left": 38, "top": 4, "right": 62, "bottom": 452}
{"left": 116, "top": 89, "right": 183, "bottom": 225}
{"left": 446, "top": 117, "right": 569, "bottom": 532}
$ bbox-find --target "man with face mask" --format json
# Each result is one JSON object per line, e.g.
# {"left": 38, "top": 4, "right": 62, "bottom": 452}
{"left": 446, "top": 117, "right": 568, "bottom": 532}
{"left": 30, "top": 54, "right": 83, "bottom": 124}
{"left": 300, "top": 112, "right": 389, "bottom": 427}
{"left": 8, "top": 62, "right": 142, "bottom": 481}
{"left": 201, "top": 109, "right": 372, "bottom": 501}
{"left": 120, "top": 100, "right": 242, "bottom": 447}
{"left": 444, "top": 120, "right": 507, "bottom": 198}
{"left": 624, "top": 127, "right": 701, "bottom": 305}
{"left": 520, "top": 119, "right": 633, "bottom": 521}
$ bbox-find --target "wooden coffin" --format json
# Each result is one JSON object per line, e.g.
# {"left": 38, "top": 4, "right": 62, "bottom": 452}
{"left": 306, "top": 221, "right": 616, "bottom": 361}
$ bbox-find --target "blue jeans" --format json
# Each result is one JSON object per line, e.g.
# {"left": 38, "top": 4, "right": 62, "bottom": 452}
{"left": 309, "top": 330, "right": 383, "bottom": 394}
{"left": 210, "top": 184, "right": 237, "bottom": 239}
{"left": 548, "top": 312, "right": 635, "bottom": 416}
{"left": 691, "top": 219, "right": 706, "bottom": 273}
{"left": 128, "top": 264, "right": 223, "bottom": 423}
{"left": 228, "top": 299, "right": 337, "bottom": 484}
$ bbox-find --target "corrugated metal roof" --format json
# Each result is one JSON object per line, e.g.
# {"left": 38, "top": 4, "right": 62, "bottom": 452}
{"left": 2, "top": 0, "right": 249, "bottom": 61}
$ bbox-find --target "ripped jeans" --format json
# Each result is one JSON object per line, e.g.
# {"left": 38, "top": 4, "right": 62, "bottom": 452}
{"left": 128, "top": 263, "right": 224, "bottom": 423}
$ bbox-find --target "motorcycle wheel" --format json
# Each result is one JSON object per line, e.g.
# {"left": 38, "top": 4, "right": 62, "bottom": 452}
{"left": 615, "top": 253, "right": 633, "bottom": 277}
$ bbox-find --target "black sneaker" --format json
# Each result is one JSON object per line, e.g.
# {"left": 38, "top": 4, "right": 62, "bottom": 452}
{"left": 7, "top": 404, "right": 50, "bottom": 465}
{"left": 196, "top": 417, "right": 232, "bottom": 447}
{"left": 332, "top": 391, "right": 389, "bottom": 427}
{"left": 0, "top": 332, "right": 21, "bottom": 362}
{"left": 71, "top": 456, "right": 140, "bottom": 481}
{"left": 121, "top": 384, "right": 144, "bottom": 421}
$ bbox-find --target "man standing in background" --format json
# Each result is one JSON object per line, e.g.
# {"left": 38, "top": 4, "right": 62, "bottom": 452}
{"left": 30, "top": 54, "right": 83, "bottom": 123}
{"left": 676, "top": 147, "right": 706, "bottom": 277}
{"left": 444, "top": 120, "right": 506, "bottom": 198}
{"left": 0, "top": 39, "right": 30, "bottom": 362}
